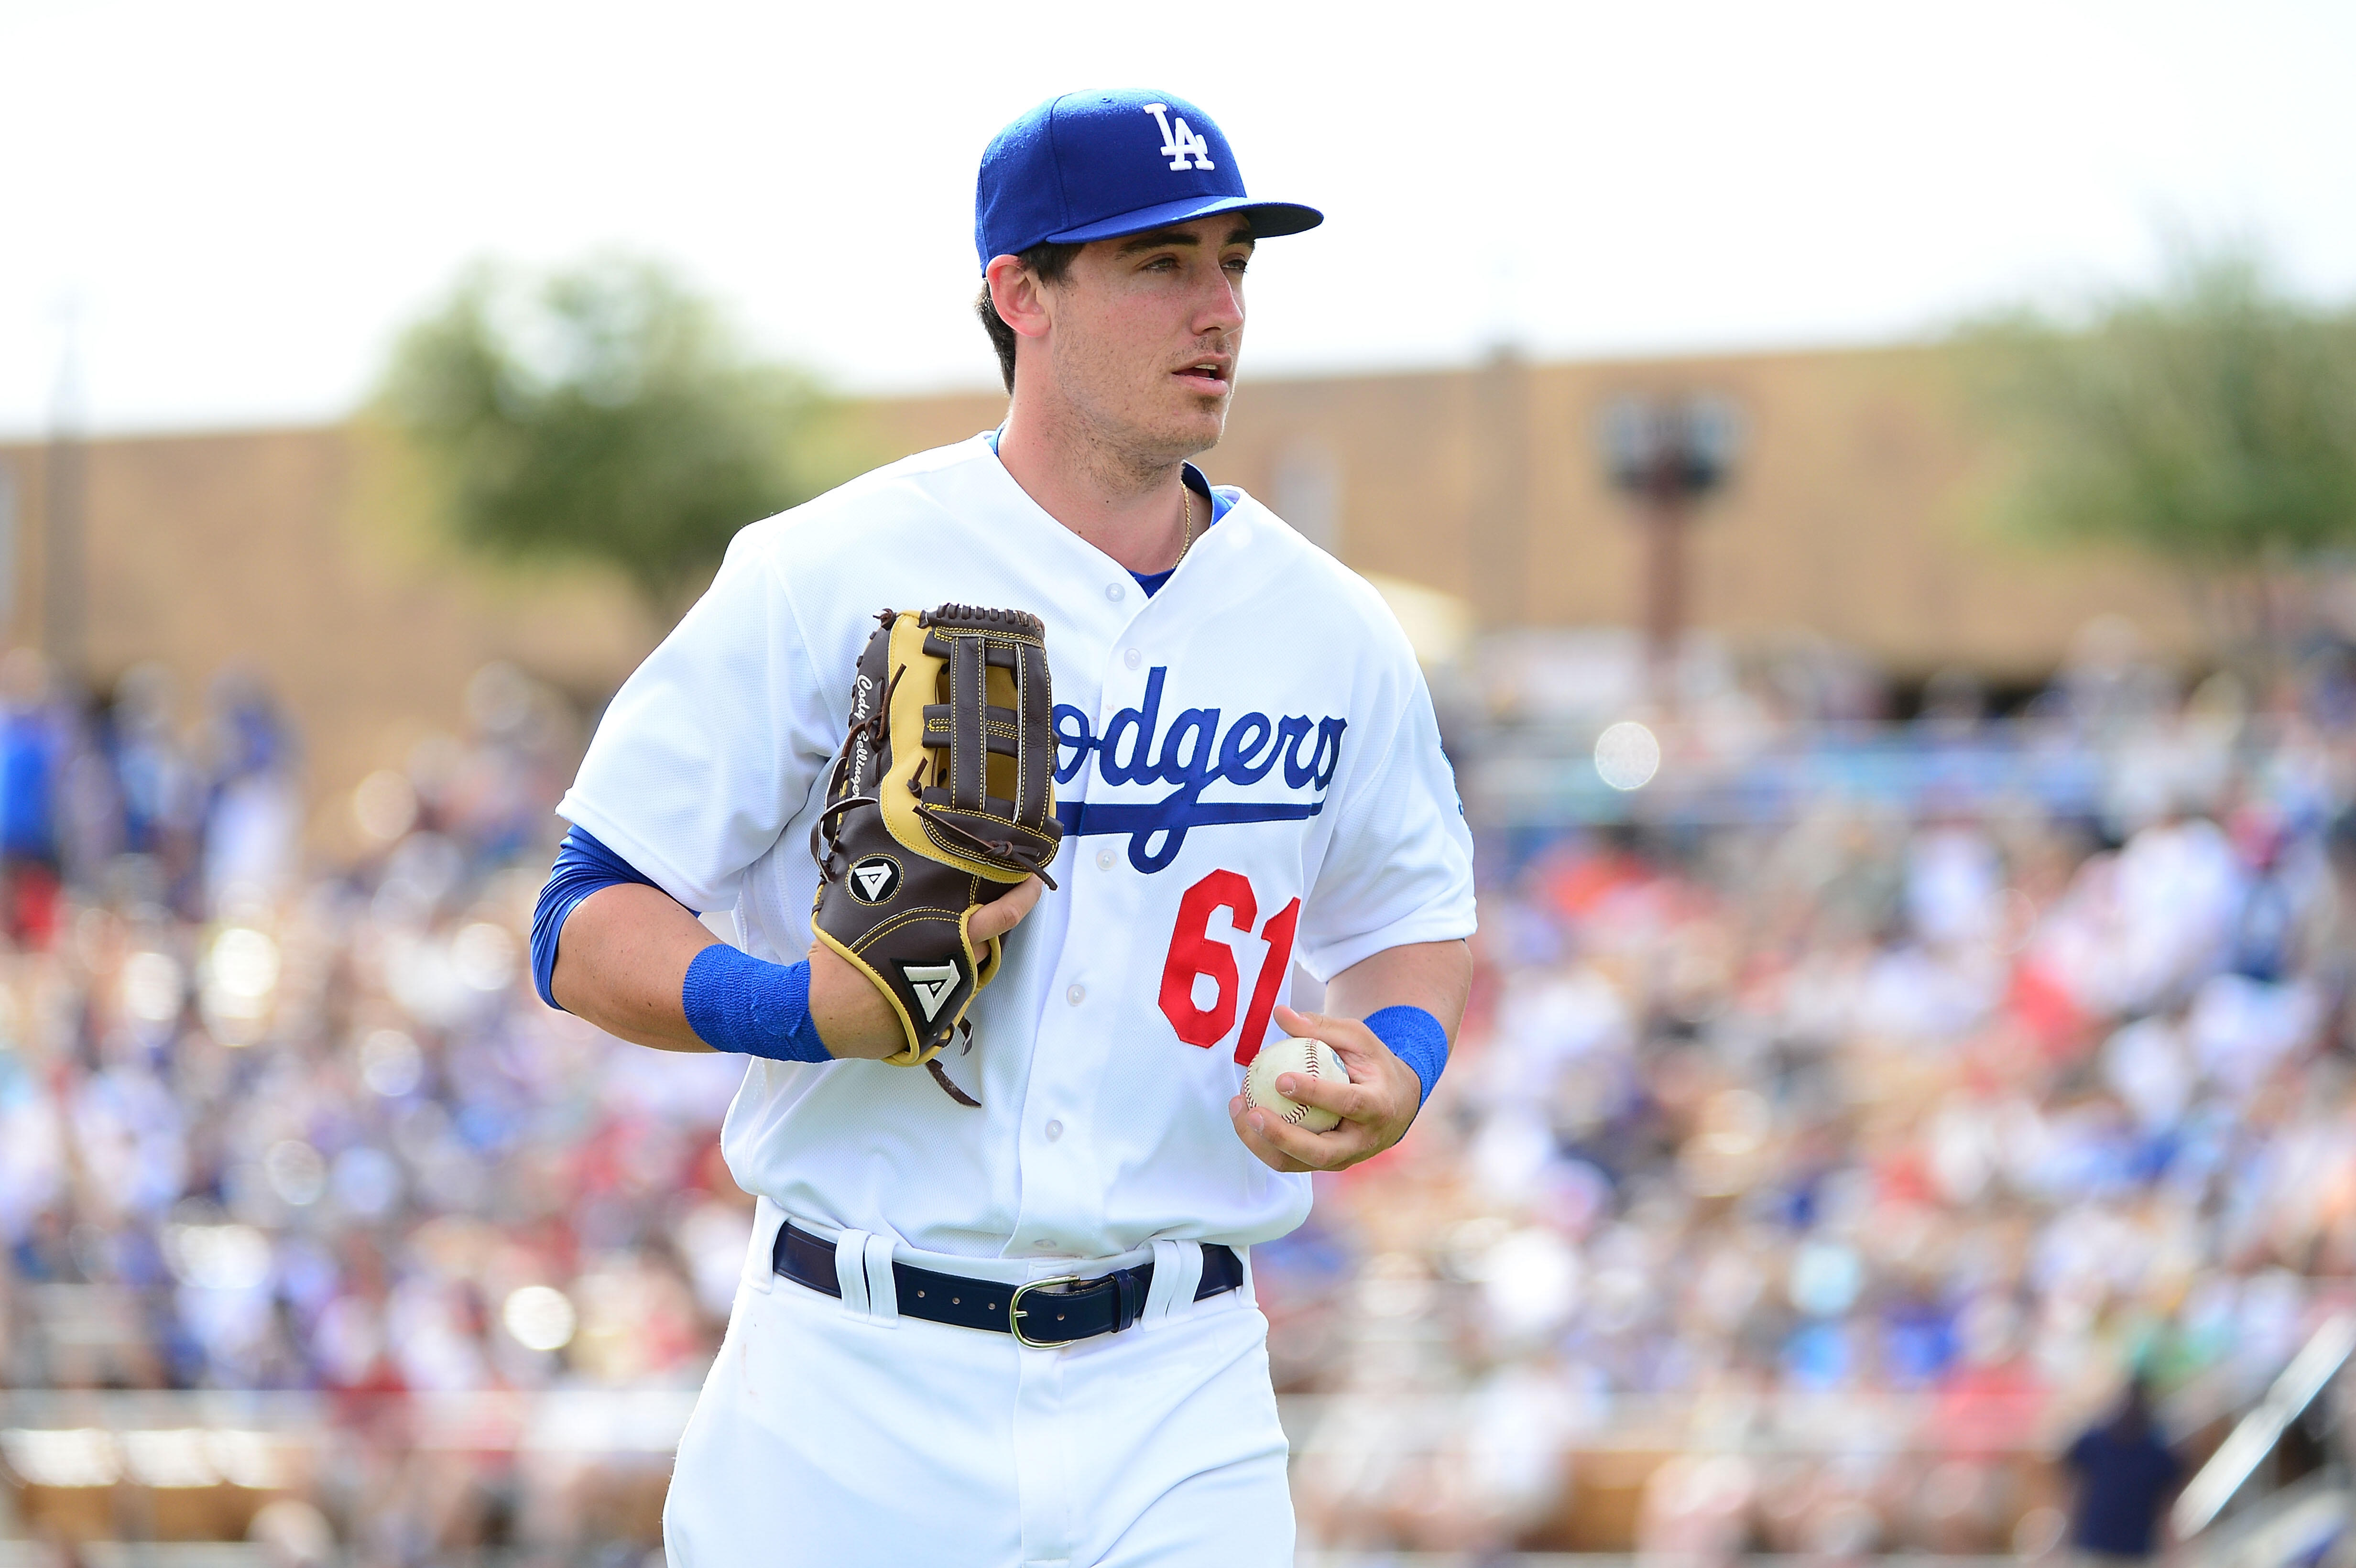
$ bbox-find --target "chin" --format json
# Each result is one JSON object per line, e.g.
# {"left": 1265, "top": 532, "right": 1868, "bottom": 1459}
{"left": 1157, "top": 403, "right": 1229, "bottom": 456}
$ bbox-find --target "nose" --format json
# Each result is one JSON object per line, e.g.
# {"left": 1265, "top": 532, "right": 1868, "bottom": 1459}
{"left": 1193, "top": 263, "right": 1244, "bottom": 337}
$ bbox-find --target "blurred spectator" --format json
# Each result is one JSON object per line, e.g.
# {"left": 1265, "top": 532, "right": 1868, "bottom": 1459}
{"left": 101, "top": 661, "right": 206, "bottom": 915}
{"left": 0, "top": 649, "right": 68, "bottom": 947}
{"left": 201, "top": 670, "right": 301, "bottom": 915}
{"left": 2062, "top": 1375, "right": 2181, "bottom": 1562}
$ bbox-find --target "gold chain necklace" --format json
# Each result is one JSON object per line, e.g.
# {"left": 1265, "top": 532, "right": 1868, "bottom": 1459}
{"left": 1176, "top": 485, "right": 1194, "bottom": 567}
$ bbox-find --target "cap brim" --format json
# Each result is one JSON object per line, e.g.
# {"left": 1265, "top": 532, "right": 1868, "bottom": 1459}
{"left": 1044, "top": 194, "right": 1323, "bottom": 247}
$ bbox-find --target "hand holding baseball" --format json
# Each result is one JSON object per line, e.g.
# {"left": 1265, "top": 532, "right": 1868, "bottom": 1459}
{"left": 1244, "top": 1036, "right": 1347, "bottom": 1132}
{"left": 1229, "top": 1003, "right": 1423, "bottom": 1174}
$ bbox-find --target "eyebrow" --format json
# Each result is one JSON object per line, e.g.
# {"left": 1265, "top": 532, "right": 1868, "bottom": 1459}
{"left": 1114, "top": 224, "right": 1257, "bottom": 255}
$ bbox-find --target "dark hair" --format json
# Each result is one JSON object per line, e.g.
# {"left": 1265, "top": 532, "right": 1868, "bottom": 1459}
{"left": 976, "top": 240, "right": 1084, "bottom": 393}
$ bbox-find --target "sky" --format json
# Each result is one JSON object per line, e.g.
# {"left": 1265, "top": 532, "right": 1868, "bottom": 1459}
{"left": 2, "top": 0, "right": 2352, "bottom": 437}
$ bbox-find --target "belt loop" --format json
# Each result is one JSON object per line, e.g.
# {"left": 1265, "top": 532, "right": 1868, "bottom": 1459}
{"left": 1140, "top": 1239, "right": 1203, "bottom": 1329}
{"left": 832, "top": 1229, "right": 901, "bottom": 1326}
{"left": 744, "top": 1198, "right": 784, "bottom": 1296}
{"left": 833, "top": 1228, "right": 874, "bottom": 1317}
{"left": 862, "top": 1233, "right": 900, "bottom": 1324}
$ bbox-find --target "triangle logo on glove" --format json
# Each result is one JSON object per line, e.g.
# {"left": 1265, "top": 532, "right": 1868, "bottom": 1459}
{"left": 849, "top": 855, "right": 901, "bottom": 904}
{"left": 901, "top": 960, "right": 962, "bottom": 1022}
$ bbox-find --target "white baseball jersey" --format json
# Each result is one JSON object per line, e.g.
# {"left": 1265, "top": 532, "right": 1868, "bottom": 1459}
{"left": 559, "top": 434, "right": 1475, "bottom": 1263}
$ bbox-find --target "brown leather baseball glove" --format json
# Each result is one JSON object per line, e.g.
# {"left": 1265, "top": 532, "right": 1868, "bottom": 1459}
{"left": 809, "top": 604, "right": 1063, "bottom": 1104}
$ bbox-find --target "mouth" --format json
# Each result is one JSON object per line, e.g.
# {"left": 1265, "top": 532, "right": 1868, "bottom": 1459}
{"left": 1172, "top": 358, "right": 1231, "bottom": 396}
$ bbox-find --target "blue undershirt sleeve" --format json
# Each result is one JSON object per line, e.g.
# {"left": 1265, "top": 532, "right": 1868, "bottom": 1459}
{"left": 531, "top": 825, "right": 832, "bottom": 1063}
{"left": 1364, "top": 1004, "right": 1450, "bottom": 1106}
{"left": 532, "top": 826, "right": 666, "bottom": 1009}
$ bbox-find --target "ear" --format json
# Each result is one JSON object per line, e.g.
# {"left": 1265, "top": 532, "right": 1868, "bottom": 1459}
{"left": 985, "top": 255, "right": 1053, "bottom": 342}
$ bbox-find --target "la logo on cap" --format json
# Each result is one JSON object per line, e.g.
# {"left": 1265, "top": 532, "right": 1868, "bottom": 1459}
{"left": 971, "top": 88, "right": 1321, "bottom": 268}
{"left": 1144, "top": 103, "right": 1215, "bottom": 172}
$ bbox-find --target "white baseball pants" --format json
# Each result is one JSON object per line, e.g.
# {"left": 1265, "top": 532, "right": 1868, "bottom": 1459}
{"left": 662, "top": 1200, "right": 1295, "bottom": 1568}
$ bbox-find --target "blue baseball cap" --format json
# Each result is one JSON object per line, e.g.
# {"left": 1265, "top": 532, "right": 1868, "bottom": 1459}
{"left": 975, "top": 89, "right": 1322, "bottom": 269}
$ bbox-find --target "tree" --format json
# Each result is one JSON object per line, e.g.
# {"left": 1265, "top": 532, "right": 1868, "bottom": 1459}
{"left": 380, "top": 256, "right": 829, "bottom": 616}
{"left": 1964, "top": 244, "right": 2356, "bottom": 657}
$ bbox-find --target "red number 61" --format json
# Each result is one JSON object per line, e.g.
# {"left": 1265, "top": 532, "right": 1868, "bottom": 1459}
{"left": 1156, "top": 869, "right": 1300, "bottom": 1065}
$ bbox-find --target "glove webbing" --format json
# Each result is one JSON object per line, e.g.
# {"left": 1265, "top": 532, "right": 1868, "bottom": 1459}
{"left": 915, "top": 625, "right": 1059, "bottom": 888}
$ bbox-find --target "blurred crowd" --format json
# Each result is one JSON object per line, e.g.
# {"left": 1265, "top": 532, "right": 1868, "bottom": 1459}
{"left": 0, "top": 658, "right": 748, "bottom": 1561}
{"left": 1274, "top": 633, "right": 2356, "bottom": 1557}
{"left": 0, "top": 650, "right": 305, "bottom": 948}
{"left": 8, "top": 630, "right": 2356, "bottom": 1563}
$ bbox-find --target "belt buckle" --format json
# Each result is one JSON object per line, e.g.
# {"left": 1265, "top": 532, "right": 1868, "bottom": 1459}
{"left": 1010, "top": 1274, "right": 1085, "bottom": 1347}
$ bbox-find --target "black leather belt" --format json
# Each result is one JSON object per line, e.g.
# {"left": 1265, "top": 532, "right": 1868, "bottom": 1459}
{"left": 772, "top": 1222, "right": 1242, "bottom": 1347}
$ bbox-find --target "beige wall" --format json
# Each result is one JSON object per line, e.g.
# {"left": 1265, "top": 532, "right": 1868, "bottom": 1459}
{"left": 0, "top": 424, "right": 661, "bottom": 840}
{"left": 842, "top": 345, "right": 2203, "bottom": 680}
{"left": 0, "top": 344, "right": 2206, "bottom": 825}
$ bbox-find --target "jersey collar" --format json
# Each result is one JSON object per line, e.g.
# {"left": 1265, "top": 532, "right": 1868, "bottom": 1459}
{"left": 983, "top": 426, "right": 1234, "bottom": 527}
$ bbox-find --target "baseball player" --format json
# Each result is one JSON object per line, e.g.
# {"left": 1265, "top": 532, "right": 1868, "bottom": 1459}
{"left": 530, "top": 88, "right": 1474, "bottom": 1566}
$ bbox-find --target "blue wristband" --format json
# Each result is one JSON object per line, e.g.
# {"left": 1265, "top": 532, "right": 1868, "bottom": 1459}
{"left": 1365, "top": 1005, "right": 1450, "bottom": 1106}
{"left": 681, "top": 944, "right": 833, "bottom": 1063}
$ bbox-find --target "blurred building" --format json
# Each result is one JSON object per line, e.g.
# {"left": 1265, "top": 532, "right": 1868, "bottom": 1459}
{"left": 0, "top": 425, "right": 655, "bottom": 846}
{"left": 847, "top": 345, "right": 2202, "bottom": 680}
{"left": 0, "top": 344, "right": 2206, "bottom": 824}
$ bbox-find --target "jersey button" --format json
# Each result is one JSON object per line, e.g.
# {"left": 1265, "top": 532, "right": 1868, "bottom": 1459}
{"left": 1095, "top": 846, "right": 1115, "bottom": 871}
{"left": 1065, "top": 983, "right": 1085, "bottom": 1006}
{"left": 1123, "top": 648, "right": 1142, "bottom": 670}
{"left": 1105, "top": 582, "right": 1125, "bottom": 601}
{"left": 1044, "top": 1120, "right": 1064, "bottom": 1142}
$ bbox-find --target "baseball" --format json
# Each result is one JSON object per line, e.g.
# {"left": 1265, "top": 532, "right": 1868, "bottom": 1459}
{"left": 1244, "top": 1036, "right": 1349, "bottom": 1133}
